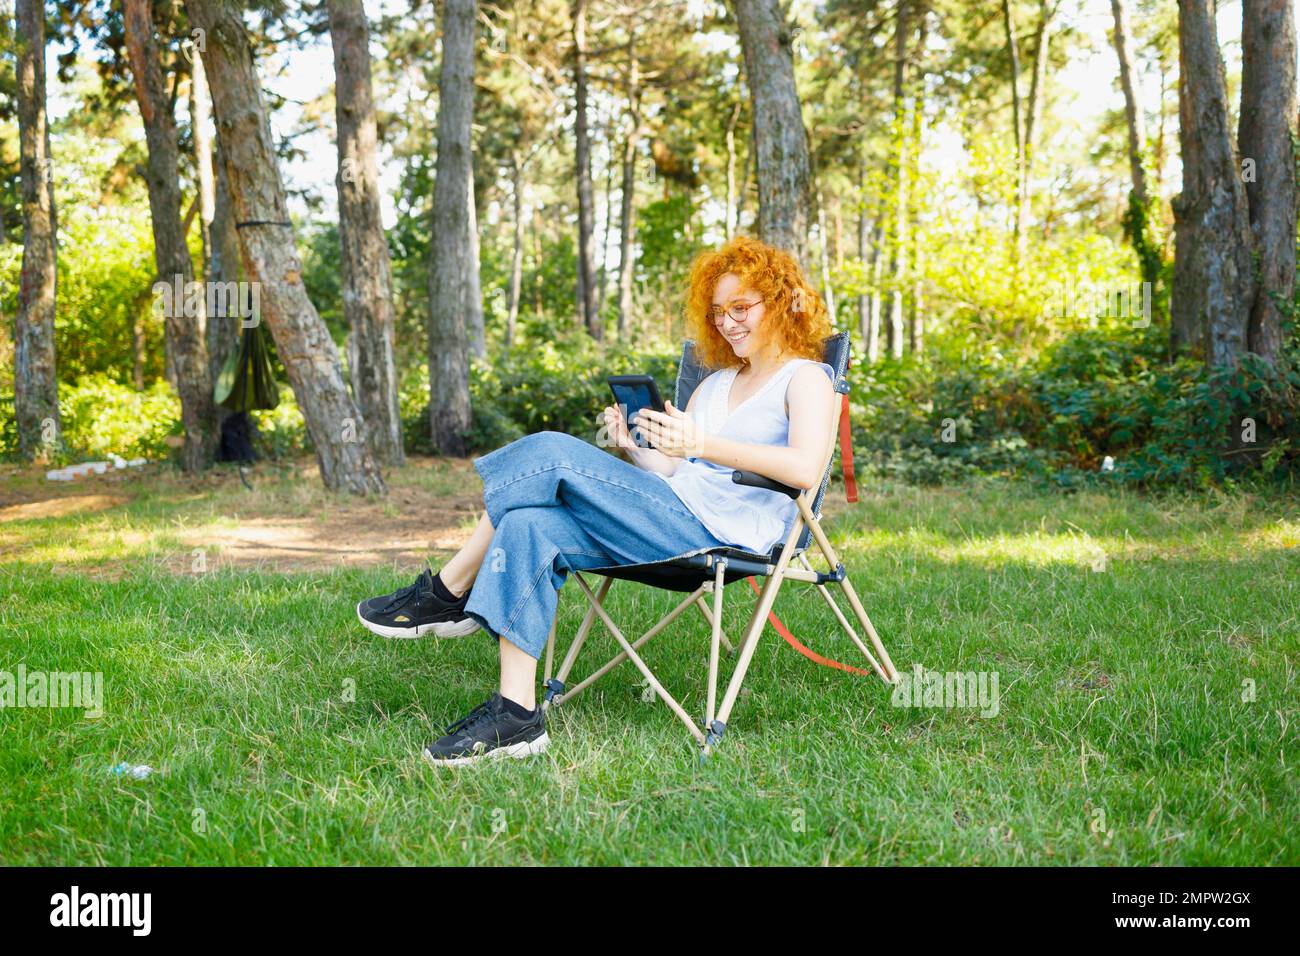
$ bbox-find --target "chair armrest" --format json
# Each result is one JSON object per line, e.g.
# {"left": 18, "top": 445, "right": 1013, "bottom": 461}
{"left": 731, "top": 470, "right": 801, "bottom": 499}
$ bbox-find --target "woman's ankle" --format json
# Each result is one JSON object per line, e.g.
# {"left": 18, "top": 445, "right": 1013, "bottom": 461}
{"left": 500, "top": 693, "right": 537, "bottom": 716}
{"left": 432, "top": 570, "right": 469, "bottom": 601}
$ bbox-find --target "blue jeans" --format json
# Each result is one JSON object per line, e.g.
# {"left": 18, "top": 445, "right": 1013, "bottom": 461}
{"left": 462, "top": 431, "right": 729, "bottom": 659}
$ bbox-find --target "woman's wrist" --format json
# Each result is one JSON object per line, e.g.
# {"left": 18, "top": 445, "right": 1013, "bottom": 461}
{"left": 628, "top": 443, "right": 676, "bottom": 475}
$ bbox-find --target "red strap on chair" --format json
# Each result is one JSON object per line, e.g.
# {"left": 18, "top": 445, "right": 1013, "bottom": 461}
{"left": 746, "top": 577, "right": 871, "bottom": 676}
{"left": 839, "top": 353, "right": 858, "bottom": 503}
{"left": 839, "top": 393, "right": 857, "bottom": 503}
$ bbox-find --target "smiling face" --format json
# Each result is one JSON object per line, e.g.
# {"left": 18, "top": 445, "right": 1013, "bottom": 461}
{"left": 710, "top": 272, "right": 768, "bottom": 361}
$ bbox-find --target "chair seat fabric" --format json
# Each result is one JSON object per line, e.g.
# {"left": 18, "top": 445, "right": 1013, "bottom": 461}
{"left": 589, "top": 543, "right": 791, "bottom": 592}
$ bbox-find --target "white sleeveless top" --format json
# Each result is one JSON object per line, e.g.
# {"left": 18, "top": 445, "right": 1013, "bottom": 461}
{"left": 654, "top": 357, "right": 835, "bottom": 555}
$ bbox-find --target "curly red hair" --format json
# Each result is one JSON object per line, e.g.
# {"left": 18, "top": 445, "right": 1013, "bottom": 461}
{"left": 684, "top": 234, "right": 832, "bottom": 370}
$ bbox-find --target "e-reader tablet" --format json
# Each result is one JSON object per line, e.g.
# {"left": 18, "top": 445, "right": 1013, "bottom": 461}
{"left": 607, "top": 374, "right": 666, "bottom": 449}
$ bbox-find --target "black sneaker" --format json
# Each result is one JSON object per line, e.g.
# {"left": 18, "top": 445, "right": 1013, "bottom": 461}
{"left": 422, "top": 693, "right": 549, "bottom": 767}
{"left": 355, "top": 568, "right": 482, "bottom": 639}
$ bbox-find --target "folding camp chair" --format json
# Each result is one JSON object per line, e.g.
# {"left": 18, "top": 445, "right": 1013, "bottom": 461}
{"left": 541, "top": 331, "right": 900, "bottom": 755}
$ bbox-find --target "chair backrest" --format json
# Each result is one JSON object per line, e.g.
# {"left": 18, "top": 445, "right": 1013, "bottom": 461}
{"left": 675, "top": 331, "right": 852, "bottom": 553}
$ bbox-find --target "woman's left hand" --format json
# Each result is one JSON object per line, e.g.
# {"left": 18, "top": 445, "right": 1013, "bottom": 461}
{"left": 634, "top": 401, "right": 706, "bottom": 459}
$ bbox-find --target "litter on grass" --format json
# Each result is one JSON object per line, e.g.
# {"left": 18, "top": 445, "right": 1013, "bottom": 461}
{"left": 47, "top": 459, "right": 148, "bottom": 481}
{"left": 107, "top": 763, "right": 155, "bottom": 780}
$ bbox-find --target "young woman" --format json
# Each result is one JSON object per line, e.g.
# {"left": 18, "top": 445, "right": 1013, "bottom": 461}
{"left": 356, "top": 235, "right": 836, "bottom": 766}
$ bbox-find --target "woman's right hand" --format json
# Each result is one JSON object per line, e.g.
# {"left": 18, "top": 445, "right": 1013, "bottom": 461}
{"left": 602, "top": 404, "right": 638, "bottom": 451}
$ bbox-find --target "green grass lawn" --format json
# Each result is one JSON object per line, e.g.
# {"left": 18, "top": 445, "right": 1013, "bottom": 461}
{"left": 1, "top": 461, "right": 1297, "bottom": 865}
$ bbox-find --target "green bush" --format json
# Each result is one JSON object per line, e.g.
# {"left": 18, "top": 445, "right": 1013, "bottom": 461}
{"left": 0, "top": 133, "right": 163, "bottom": 390}
{"left": 13, "top": 322, "right": 1293, "bottom": 492}
{"left": 848, "top": 324, "right": 1300, "bottom": 490}
{"left": 471, "top": 333, "right": 679, "bottom": 444}
{"left": 400, "top": 332, "right": 680, "bottom": 455}
{"left": 0, "top": 377, "right": 312, "bottom": 465}
{"left": 388, "top": 322, "right": 1299, "bottom": 490}
{"left": 0, "top": 394, "right": 15, "bottom": 457}
{"left": 57, "top": 375, "right": 182, "bottom": 460}
{"left": 250, "top": 386, "right": 310, "bottom": 460}
{"left": 399, "top": 367, "right": 435, "bottom": 456}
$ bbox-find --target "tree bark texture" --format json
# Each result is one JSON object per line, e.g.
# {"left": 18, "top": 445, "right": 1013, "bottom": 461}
{"left": 185, "top": 0, "right": 385, "bottom": 493}
{"left": 733, "top": 0, "right": 813, "bottom": 267}
{"left": 1171, "top": 0, "right": 1255, "bottom": 367}
{"left": 125, "top": 0, "right": 216, "bottom": 472}
{"left": 328, "top": 0, "right": 405, "bottom": 466}
{"left": 426, "top": 0, "right": 478, "bottom": 456}
{"left": 13, "top": 0, "right": 61, "bottom": 460}
{"left": 1239, "top": 0, "right": 1297, "bottom": 366}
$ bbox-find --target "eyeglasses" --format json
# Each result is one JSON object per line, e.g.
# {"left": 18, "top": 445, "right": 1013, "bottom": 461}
{"left": 708, "top": 299, "right": 763, "bottom": 326}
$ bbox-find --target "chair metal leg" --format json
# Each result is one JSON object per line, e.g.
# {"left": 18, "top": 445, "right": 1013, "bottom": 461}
{"left": 571, "top": 573, "right": 706, "bottom": 744}
{"left": 543, "top": 615, "right": 557, "bottom": 686}
{"left": 710, "top": 514, "right": 806, "bottom": 752}
{"left": 557, "top": 582, "right": 707, "bottom": 706}
{"left": 548, "top": 572, "right": 608, "bottom": 686}
{"left": 705, "top": 558, "right": 726, "bottom": 732}
{"left": 693, "top": 595, "right": 734, "bottom": 655}
{"left": 544, "top": 574, "right": 613, "bottom": 711}
{"left": 837, "top": 577, "right": 897, "bottom": 683}
{"left": 797, "top": 498, "right": 899, "bottom": 683}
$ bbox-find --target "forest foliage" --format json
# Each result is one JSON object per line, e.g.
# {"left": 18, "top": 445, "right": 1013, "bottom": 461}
{"left": 1, "top": 0, "right": 1297, "bottom": 489}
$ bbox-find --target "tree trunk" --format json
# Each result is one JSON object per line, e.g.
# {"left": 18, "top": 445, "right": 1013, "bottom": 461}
{"left": 833, "top": 194, "right": 843, "bottom": 267}
{"left": 733, "top": 0, "right": 813, "bottom": 266}
{"left": 1002, "top": 0, "right": 1026, "bottom": 264}
{"left": 869, "top": 214, "right": 884, "bottom": 362}
{"left": 1156, "top": 59, "right": 1169, "bottom": 198}
{"left": 205, "top": 142, "right": 241, "bottom": 385}
{"left": 725, "top": 97, "right": 742, "bottom": 239}
{"left": 532, "top": 203, "right": 544, "bottom": 319}
{"left": 1109, "top": 0, "right": 1149, "bottom": 207}
{"left": 191, "top": 49, "right": 216, "bottom": 286}
{"left": 131, "top": 308, "right": 147, "bottom": 388}
{"left": 193, "top": 51, "right": 238, "bottom": 395}
{"left": 426, "top": 0, "right": 478, "bottom": 456}
{"left": 617, "top": 28, "right": 641, "bottom": 340}
{"left": 735, "top": 124, "right": 754, "bottom": 233}
{"left": 328, "top": 0, "right": 404, "bottom": 467}
{"left": 887, "top": 0, "right": 910, "bottom": 359}
{"left": 466, "top": 161, "right": 486, "bottom": 358}
{"left": 506, "top": 151, "right": 524, "bottom": 348}
{"left": 1239, "top": 0, "right": 1297, "bottom": 367}
{"left": 856, "top": 155, "right": 870, "bottom": 352}
{"left": 184, "top": 0, "right": 385, "bottom": 494}
{"left": 13, "top": 0, "right": 60, "bottom": 460}
{"left": 1023, "top": 1, "right": 1052, "bottom": 228}
{"left": 575, "top": 240, "right": 586, "bottom": 330}
{"left": 815, "top": 180, "right": 836, "bottom": 320}
{"left": 1171, "top": 0, "right": 1255, "bottom": 367}
{"left": 863, "top": 152, "right": 886, "bottom": 364}
{"left": 572, "top": 0, "right": 600, "bottom": 338}
{"left": 597, "top": 132, "right": 616, "bottom": 316}
{"left": 1109, "top": 0, "right": 1165, "bottom": 301}
{"left": 909, "top": 6, "right": 927, "bottom": 356}
{"left": 125, "top": 0, "right": 216, "bottom": 473}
